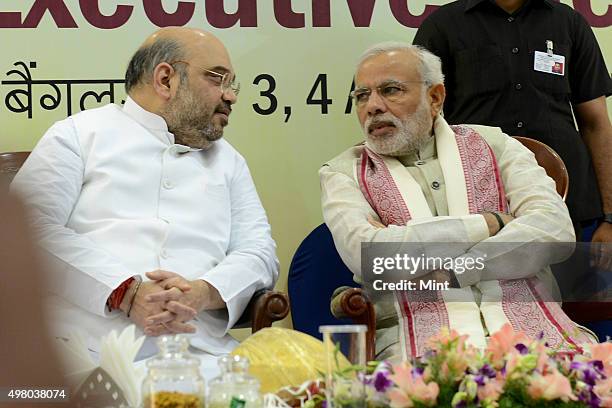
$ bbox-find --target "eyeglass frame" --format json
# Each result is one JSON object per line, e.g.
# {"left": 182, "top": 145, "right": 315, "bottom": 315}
{"left": 350, "top": 79, "right": 430, "bottom": 106}
{"left": 168, "top": 60, "right": 240, "bottom": 96}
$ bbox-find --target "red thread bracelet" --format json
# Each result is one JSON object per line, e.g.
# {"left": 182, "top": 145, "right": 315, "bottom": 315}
{"left": 107, "top": 277, "right": 135, "bottom": 312}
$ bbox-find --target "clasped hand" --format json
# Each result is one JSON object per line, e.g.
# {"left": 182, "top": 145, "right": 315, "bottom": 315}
{"left": 126, "top": 270, "right": 208, "bottom": 336}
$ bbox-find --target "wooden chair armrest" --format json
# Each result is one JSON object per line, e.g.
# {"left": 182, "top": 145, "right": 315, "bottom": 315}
{"left": 233, "top": 290, "right": 290, "bottom": 332}
{"left": 330, "top": 286, "right": 376, "bottom": 361}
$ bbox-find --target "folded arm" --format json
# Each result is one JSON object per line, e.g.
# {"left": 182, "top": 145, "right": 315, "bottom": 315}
{"left": 319, "top": 162, "right": 490, "bottom": 279}
{"left": 454, "top": 135, "right": 575, "bottom": 286}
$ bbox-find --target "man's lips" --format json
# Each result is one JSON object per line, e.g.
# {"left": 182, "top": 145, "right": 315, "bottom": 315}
{"left": 368, "top": 121, "right": 396, "bottom": 137}
{"left": 214, "top": 108, "right": 231, "bottom": 123}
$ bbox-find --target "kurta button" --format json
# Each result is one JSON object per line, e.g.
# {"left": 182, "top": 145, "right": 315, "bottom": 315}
{"left": 512, "top": 47, "right": 519, "bottom": 54}
{"left": 416, "top": 160, "right": 425, "bottom": 166}
{"left": 517, "top": 121, "right": 524, "bottom": 128}
{"left": 431, "top": 181, "right": 440, "bottom": 190}
{"left": 507, "top": 16, "right": 514, "bottom": 22}
{"left": 515, "top": 83, "right": 522, "bottom": 90}
{"left": 163, "top": 179, "right": 173, "bottom": 189}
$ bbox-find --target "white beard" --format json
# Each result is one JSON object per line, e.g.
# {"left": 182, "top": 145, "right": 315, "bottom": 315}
{"left": 364, "top": 98, "right": 433, "bottom": 157}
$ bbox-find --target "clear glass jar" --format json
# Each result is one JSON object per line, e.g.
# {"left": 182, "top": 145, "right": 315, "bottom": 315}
{"left": 207, "top": 355, "right": 262, "bottom": 408}
{"left": 142, "top": 335, "right": 205, "bottom": 408}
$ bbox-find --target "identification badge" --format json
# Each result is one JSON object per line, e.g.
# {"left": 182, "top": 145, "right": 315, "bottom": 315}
{"left": 534, "top": 50, "right": 565, "bottom": 76}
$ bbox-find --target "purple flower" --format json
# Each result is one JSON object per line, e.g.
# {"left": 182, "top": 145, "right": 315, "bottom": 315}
{"left": 515, "top": 343, "right": 528, "bottom": 355}
{"left": 577, "top": 388, "right": 601, "bottom": 408}
{"left": 571, "top": 361, "right": 606, "bottom": 386}
{"left": 411, "top": 366, "right": 425, "bottom": 377}
{"left": 373, "top": 371, "right": 393, "bottom": 392}
{"left": 583, "top": 370, "right": 598, "bottom": 386}
{"left": 474, "top": 375, "right": 485, "bottom": 386}
{"left": 591, "top": 360, "right": 604, "bottom": 372}
{"left": 479, "top": 364, "right": 497, "bottom": 379}
{"left": 321, "top": 400, "right": 328, "bottom": 408}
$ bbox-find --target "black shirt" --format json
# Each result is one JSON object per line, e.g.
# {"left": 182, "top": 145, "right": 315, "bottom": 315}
{"left": 413, "top": 0, "right": 612, "bottom": 222}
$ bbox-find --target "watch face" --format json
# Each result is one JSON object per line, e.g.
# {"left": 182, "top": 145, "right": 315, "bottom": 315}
{"left": 604, "top": 214, "right": 612, "bottom": 224}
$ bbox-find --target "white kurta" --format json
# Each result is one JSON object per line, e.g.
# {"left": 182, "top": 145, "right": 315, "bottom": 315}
{"left": 12, "top": 98, "right": 279, "bottom": 358}
{"left": 319, "top": 117, "right": 578, "bottom": 356}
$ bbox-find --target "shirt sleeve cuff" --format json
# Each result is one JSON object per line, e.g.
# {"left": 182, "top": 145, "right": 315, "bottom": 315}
{"left": 462, "top": 214, "right": 490, "bottom": 243}
{"left": 197, "top": 273, "right": 258, "bottom": 337}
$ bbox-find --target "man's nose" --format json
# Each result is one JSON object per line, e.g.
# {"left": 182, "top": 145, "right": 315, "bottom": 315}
{"left": 365, "top": 90, "right": 387, "bottom": 116}
{"left": 222, "top": 88, "right": 238, "bottom": 105}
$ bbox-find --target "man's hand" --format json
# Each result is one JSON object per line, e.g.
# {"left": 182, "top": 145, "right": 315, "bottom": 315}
{"left": 410, "top": 269, "right": 455, "bottom": 289}
{"left": 144, "top": 270, "right": 226, "bottom": 335}
{"left": 119, "top": 279, "right": 197, "bottom": 336}
{"left": 119, "top": 274, "right": 197, "bottom": 336}
{"left": 415, "top": 269, "right": 450, "bottom": 283}
{"left": 590, "top": 223, "right": 612, "bottom": 270}
{"left": 481, "top": 212, "right": 515, "bottom": 236}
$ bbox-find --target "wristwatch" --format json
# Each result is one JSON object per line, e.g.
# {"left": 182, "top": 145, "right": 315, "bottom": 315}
{"left": 603, "top": 213, "right": 612, "bottom": 224}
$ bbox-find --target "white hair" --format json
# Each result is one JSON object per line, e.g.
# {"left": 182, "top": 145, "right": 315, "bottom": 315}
{"left": 356, "top": 42, "right": 444, "bottom": 86}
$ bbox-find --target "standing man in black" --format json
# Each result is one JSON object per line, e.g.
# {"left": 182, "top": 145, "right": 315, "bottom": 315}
{"left": 413, "top": 0, "right": 612, "bottom": 337}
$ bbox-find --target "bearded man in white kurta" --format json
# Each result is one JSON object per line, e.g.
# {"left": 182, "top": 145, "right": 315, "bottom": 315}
{"left": 320, "top": 42, "right": 595, "bottom": 362}
{"left": 12, "top": 28, "right": 278, "bottom": 359}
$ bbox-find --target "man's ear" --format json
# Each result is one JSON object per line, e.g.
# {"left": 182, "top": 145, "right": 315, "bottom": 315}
{"left": 152, "top": 62, "right": 175, "bottom": 100}
{"left": 428, "top": 83, "right": 446, "bottom": 117}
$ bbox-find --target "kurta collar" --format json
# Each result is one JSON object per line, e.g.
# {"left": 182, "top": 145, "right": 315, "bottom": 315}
{"left": 396, "top": 131, "right": 436, "bottom": 165}
{"left": 122, "top": 97, "right": 169, "bottom": 133}
{"left": 121, "top": 97, "right": 202, "bottom": 152}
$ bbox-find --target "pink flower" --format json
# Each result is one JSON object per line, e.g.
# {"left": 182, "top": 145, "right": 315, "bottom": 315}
{"left": 486, "top": 324, "right": 529, "bottom": 367}
{"left": 527, "top": 369, "right": 577, "bottom": 402}
{"left": 388, "top": 362, "right": 439, "bottom": 407}
{"left": 588, "top": 342, "right": 612, "bottom": 377}
{"left": 594, "top": 376, "right": 612, "bottom": 408}
{"left": 387, "top": 389, "right": 414, "bottom": 408}
{"left": 504, "top": 350, "right": 522, "bottom": 377}
{"left": 477, "top": 379, "right": 504, "bottom": 402}
{"left": 533, "top": 343, "right": 550, "bottom": 374}
{"left": 427, "top": 327, "right": 468, "bottom": 353}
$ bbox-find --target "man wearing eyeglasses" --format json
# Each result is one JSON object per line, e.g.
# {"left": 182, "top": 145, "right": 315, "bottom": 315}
{"left": 320, "top": 42, "right": 595, "bottom": 360}
{"left": 12, "top": 27, "right": 278, "bottom": 360}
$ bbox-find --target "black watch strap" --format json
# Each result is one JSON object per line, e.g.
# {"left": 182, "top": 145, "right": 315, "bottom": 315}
{"left": 603, "top": 213, "right": 612, "bottom": 224}
{"left": 491, "top": 212, "right": 505, "bottom": 230}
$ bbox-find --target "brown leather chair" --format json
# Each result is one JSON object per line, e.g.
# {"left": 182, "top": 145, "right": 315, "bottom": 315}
{"left": 0, "top": 150, "right": 289, "bottom": 332}
{"left": 0, "top": 151, "right": 30, "bottom": 190}
{"left": 330, "top": 137, "right": 571, "bottom": 361}
{"left": 513, "top": 136, "right": 569, "bottom": 201}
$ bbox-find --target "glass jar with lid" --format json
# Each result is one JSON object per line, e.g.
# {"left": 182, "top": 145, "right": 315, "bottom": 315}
{"left": 142, "top": 335, "right": 205, "bottom": 408}
{"left": 207, "top": 355, "right": 262, "bottom": 407}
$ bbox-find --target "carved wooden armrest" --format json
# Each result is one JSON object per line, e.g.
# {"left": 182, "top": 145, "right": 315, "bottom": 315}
{"left": 233, "top": 290, "right": 290, "bottom": 332}
{"left": 330, "top": 286, "right": 376, "bottom": 361}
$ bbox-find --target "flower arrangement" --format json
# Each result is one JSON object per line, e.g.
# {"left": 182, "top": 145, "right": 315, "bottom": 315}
{"left": 274, "top": 324, "right": 612, "bottom": 408}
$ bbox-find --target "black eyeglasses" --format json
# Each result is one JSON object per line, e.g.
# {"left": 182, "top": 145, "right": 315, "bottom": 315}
{"left": 169, "top": 60, "right": 240, "bottom": 96}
